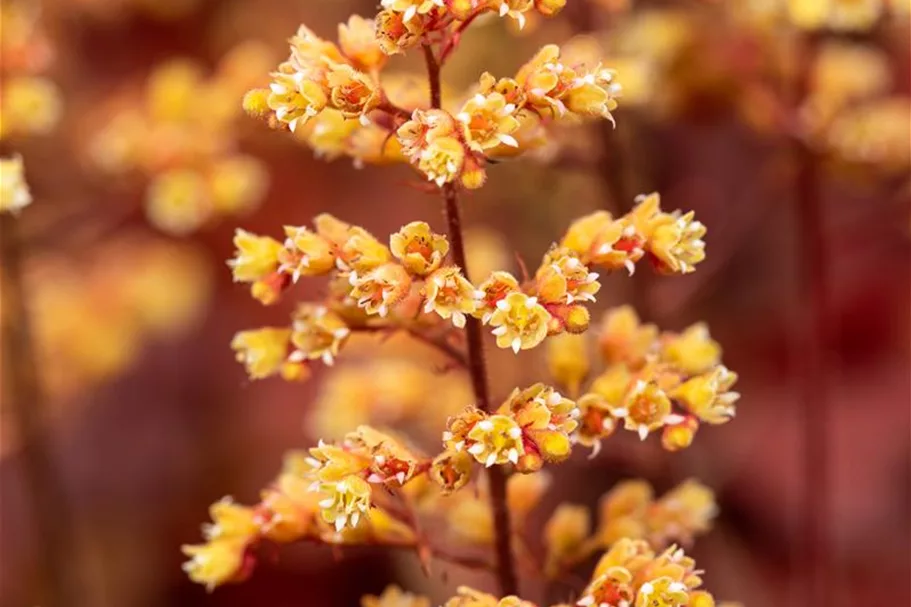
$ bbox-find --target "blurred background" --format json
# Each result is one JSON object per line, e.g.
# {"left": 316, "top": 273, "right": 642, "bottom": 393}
{"left": 0, "top": 0, "right": 908, "bottom": 606}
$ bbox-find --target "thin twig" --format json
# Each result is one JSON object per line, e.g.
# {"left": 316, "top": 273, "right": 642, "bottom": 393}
{"left": 349, "top": 324, "right": 468, "bottom": 368}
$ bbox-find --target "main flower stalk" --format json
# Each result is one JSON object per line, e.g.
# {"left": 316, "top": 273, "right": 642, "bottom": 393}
{"left": 426, "top": 45, "right": 519, "bottom": 598}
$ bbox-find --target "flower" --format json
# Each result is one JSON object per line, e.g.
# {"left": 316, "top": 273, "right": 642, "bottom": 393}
{"left": 544, "top": 503, "right": 591, "bottom": 576}
{"left": 491, "top": 0, "right": 535, "bottom": 29}
{"left": 339, "top": 15, "right": 387, "bottom": 72}
{"left": 267, "top": 66, "right": 328, "bottom": 132}
{"left": 618, "top": 380, "right": 675, "bottom": 440}
{"left": 228, "top": 229, "right": 283, "bottom": 283}
{"left": 661, "top": 322, "right": 720, "bottom": 374}
{"left": 381, "top": 0, "right": 441, "bottom": 23}
{"left": 473, "top": 271, "right": 521, "bottom": 323}
{"left": 281, "top": 225, "right": 337, "bottom": 280}
{"left": 673, "top": 366, "right": 739, "bottom": 424}
{"left": 145, "top": 169, "right": 210, "bottom": 235}
{"left": 535, "top": 249, "right": 601, "bottom": 305}
{"left": 635, "top": 577, "right": 689, "bottom": 607}
{"left": 457, "top": 92, "right": 520, "bottom": 152}
{"left": 647, "top": 209, "right": 706, "bottom": 275}
{"left": 599, "top": 306, "right": 659, "bottom": 368}
{"left": 465, "top": 415, "right": 525, "bottom": 467}
{"left": 181, "top": 538, "right": 250, "bottom": 592}
{"left": 289, "top": 304, "right": 350, "bottom": 366}
{"left": 230, "top": 327, "right": 292, "bottom": 380}
{"left": 422, "top": 266, "right": 478, "bottom": 327}
{"left": 418, "top": 136, "right": 466, "bottom": 186}
{"left": 430, "top": 449, "right": 474, "bottom": 494}
{"left": 316, "top": 474, "right": 372, "bottom": 531}
{"left": 390, "top": 221, "right": 450, "bottom": 275}
{"left": 0, "top": 155, "right": 32, "bottom": 214}
{"left": 375, "top": 9, "right": 425, "bottom": 55}
{"left": 487, "top": 291, "right": 551, "bottom": 352}
{"left": 349, "top": 262, "right": 412, "bottom": 317}
{"left": 326, "top": 63, "right": 382, "bottom": 118}
{"left": 547, "top": 333, "right": 590, "bottom": 397}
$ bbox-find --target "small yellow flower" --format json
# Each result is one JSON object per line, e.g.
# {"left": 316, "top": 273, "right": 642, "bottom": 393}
{"left": 466, "top": 414, "right": 525, "bottom": 467}
{"left": 457, "top": 92, "right": 521, "bottom": 152}
{"left": 422, "top": 266, "right": 478, "bottom": 327}
{"left": 417, "top": 135, "right": 466, "bottom": 187}
{"left": 375, "top": 9, "right": 424, "bottom": 56}
{"left": 536, "top": 0, "right": 567, "bottom": 17}
{"left": 227, "top": 229, "right": 283, "bottom": 283}
{"left": 390, "top": 221, "right": 450, "bottom": 276}
{"left": 647, "top": 209, "right": 706, "bottom": 275}
{"left": 635, "top": 577, "right": 689, "bottom": 607}
{"left": 340, "top": 226, "right": 393, "bottom": 272}
{"left": 280, "top": 225, "right": 337, "bottom": 280}
{"left": 145, "top": 169, "right": 210, "bottom": 235}
{"left": 362, "top": 585, "right": 431, "bottom": 607}
{"left": 208, "top": 155, "right": 269, "bottom": 215}
{"left": 544, "top": 503, "right": 591, "bottom": 576}
{"left": 618, "top": 380, "right": 675, "bottom": 440}
{"left": 561, "top": 211, "right": 641, "bottom": 274}
{"left": 648, "top": 479, "right": 717, "bottom": 546}
{"left": 491, "top": 0, "right": 535, "bottom": 29}
{"left": 599, "top": 306, "right": 659, "bottom": 368}
{"left": 488, "top": 291, "right": 551, "bottom": 352}
{"left": 546, "top": 333, "right": 590, "bottom": 397}
{"left": 673, "top": 366, "right": 739, "bottom": 424}
{"left": 565, "top": 66, "right": 621, "bottom": 123}
{"left": 202, "top": 497, "right": 259, "bottom": 540}
{"left": 0, "top": 155, "right": 32, "bottom": 214}
{"left": 289, "top": 304, "right": 350, "bottom": 366}
{"left": 661, "top": 322, "right": 720, "bottom": 374}
{"left": 535, "top": 249, "right": 601, "bottom": 305}
{"left": 230, "top": 327, "right": 291, "bottom": 380}
{"left": 473, "top": 271, "right": 520, "bottom": 323}
{"left": 576, "top": 567, "right": 635, "bottom": 607}
{"left": 338, "top": 15, "right": 387, "bottom": 72}
{"left": 430, "top": 449, "right": 473, "bottom": 494}
{"left": 317, "top": 474, "right": 372, "bottom": 531}
{"left": 397, "top": 109, "right": 456, "bottom": 157}
{"left": 0, "top": 76, "right": 62, "bottom": 137}
{"left": 267, "top": 67, "right": 328, "bottom": 133}
{"left": 181, "top": 538, "right": 249, "bottom": 591}
{"left": 349, "top": 262, "right": 412, "bottom": 317}
{"left": 661, "top": 415, "right": 699, "bottom": 452}
{"left": 326, "top": 63, "right": 382, "bottom": 118}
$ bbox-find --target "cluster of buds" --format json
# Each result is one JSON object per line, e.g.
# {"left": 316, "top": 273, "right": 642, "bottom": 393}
{"left": 376, "top": 1, "right": 567, "bottom": 57}
{"left": 182, "top": 427, "right": 429, "bottom": 591}
{"left": 543, "top": 479, "right": 718, "bottom": 577}
{"left": 89, "top": 43, "right": 273, "bottom": 235}
{"left": 0, "top": 154, "right": 32, "bottom": 214}
{"left": 395, "top": 44, "right": 620, "bottom": 188}
{"left": 439, "top": 384, "right": 579, "bottom": 479}
{"left": 228, "top": 216, "right": 465, "bottom": 380}
{"left": 544, "top": 306, "right": 739, "bottom": 455}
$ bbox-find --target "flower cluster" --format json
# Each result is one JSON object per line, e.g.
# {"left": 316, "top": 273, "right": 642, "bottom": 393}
{"left": 89, "top": 42, "right": 273, "bottom": 234}
{"left": 439, "top": 383, "right": 578, "bottom": 478}
{"left": 0, "top": 155, "right": 32, "bottom": 214}
{"left": 186, "top": 2, "right": 742, "bottom": 605}
{"left": 376, "top": 1, "right": 566, "bottom": 55}
{"left": 395, "top": 44, "right": 620, "bottom": 188}
{"left": 21, "top": 235, "right": 211, "bottom": 399}
{"left": 543, "top": 479, "right": 718, "bottom": 577}
{"left": 544, "top": 306, "right": 739, "bottom": 455}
